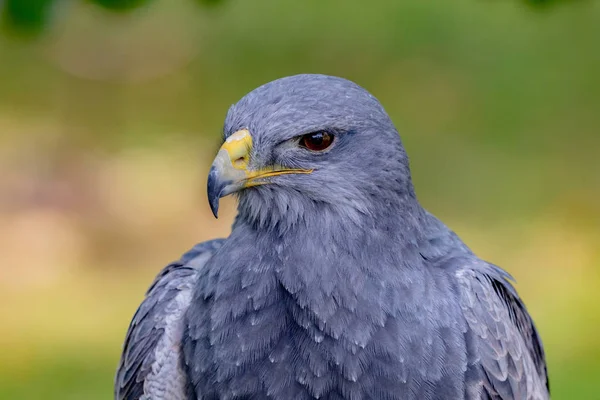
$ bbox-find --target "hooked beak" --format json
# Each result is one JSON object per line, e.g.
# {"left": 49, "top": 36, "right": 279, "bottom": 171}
{"left": 207, "top": 129, "right": 312, "bottom": 218}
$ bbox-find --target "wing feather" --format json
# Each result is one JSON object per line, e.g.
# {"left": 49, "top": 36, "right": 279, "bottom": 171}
{"left": 114, "top": 240, "right": 223, "bottom": 400}
{"left": 457, "top": 262, "right": 549, "bottom": 400}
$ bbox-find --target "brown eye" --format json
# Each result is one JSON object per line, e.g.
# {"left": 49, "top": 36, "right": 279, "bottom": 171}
{"left": 299, "top": 131, "right": 334, "bottom": 152}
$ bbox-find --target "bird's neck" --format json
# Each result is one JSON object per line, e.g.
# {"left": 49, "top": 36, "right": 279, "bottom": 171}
{"left": 223, "top": 199, "right": 430, "bottom": 323}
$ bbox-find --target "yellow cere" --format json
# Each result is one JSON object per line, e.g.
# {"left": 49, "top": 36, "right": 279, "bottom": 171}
{"left": 222, "top": 129, "right": 253, "bottom": 170}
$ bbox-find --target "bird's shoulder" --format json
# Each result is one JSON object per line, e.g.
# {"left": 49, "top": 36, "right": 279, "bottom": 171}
{"left": 450, "top": 256, "right": 549, "bottom": 399}
{"left": 417, "top": 212, "right": 548, "bottom": 398}
{"left": 114, "top": 239, "right": 224, "bottom": 400}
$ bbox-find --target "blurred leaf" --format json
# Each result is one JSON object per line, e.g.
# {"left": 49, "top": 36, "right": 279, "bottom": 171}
{"left": 87, "top": 0, "right": 154, "bottom": 11}
{"left": 195, "top": 0, "right": 225, "bottom": 7}
{"left": 1, "top": 0, "right": 57, "bottom": 36}
{"left": 0, "top": 0, "right": 569, "bottom": 40}
{"left": 523, "top": 0, "right": 576, "bottom": 9}
{"left": 88, "top": 0, "right": 226, "bottom": 12}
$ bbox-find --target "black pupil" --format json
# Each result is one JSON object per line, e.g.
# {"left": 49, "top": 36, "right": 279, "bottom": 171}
{"left": 309, "top": 133, "right": 324, "bottom": 146}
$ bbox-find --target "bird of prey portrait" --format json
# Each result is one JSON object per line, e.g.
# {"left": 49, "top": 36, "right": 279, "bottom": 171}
{"left": 115, "top": 74, "right": 549, "bottom": 400}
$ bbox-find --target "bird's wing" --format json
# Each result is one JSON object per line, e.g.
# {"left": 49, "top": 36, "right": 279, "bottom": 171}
{"left": 114, "top": 240, "right": 223, "bottom": 400}
{"left": 456, "top": 262, "right": 549, "bottom": 400}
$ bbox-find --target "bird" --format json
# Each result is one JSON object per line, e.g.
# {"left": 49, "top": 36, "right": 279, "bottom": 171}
{"left": 115, "top": 74, "right": 549, "bottom": 400}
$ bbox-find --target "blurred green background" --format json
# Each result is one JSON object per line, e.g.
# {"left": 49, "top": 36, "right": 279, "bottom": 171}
{"left": 0, "top": 0, "right": 598, "bottom": 398}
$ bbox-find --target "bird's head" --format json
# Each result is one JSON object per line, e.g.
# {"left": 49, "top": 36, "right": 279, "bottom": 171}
{"left": 208, "top": 74, "right": 416, "bottom": 230}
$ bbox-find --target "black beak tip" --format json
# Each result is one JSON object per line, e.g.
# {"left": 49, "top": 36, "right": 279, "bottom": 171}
{"left": 209, "top": 197, "right": 220, "bottom": 219}
{"left": 207, "top": 167, "right": 221, "bottom": 218}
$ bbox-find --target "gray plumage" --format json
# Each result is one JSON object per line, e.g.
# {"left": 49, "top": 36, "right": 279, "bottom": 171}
{"left": 115, "top": 74, "right": 549, "bottom": 399}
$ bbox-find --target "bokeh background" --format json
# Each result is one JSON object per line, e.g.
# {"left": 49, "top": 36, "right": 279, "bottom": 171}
{"left": 0, "top": 0, "right": 598, "bottom": 398}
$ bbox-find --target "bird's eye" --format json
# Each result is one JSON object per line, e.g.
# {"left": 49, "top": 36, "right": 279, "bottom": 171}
{"left": 299, "top": 131, "right": 334, "bottom": 152}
